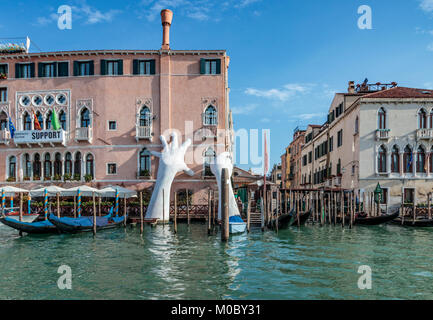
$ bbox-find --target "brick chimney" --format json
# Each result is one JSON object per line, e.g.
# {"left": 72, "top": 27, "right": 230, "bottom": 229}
{"left": 161, "top": 9, "right": 173, "bottom": 50}
{"left": 348, "top": 81, "right": 355, "bottom": 93}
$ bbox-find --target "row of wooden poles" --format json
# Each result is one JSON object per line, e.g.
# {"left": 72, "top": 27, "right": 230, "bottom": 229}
{"left": 268, "top": 189, "right": 393, "bottom": 229}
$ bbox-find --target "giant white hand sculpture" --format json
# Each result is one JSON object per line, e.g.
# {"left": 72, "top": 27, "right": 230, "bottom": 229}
{"left": 210, "top": 152, "right": 240, "bottom": 220}
{"left": 145, "top": 132, "right": 194, "bottom": 221}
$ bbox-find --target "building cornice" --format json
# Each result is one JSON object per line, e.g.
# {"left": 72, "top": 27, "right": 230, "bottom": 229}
{"left": 0, "top": 49, "right": 227, "bottom": 61}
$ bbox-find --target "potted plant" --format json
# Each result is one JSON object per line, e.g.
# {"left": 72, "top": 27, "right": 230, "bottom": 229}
{"left": 33, "top": 175, "right": 40, "bottom": 181}
{"left": 73, "top": 174, "right": 81, "bottom": 181}
{"left": 84, "top": 174, "right": 93, "bottom": 182}
{"left": 139, "top": 170, "right": 150, "bottom": 178}
{"left": 23, "top": 176, "right": 31, "bottom": 181}
{"left": 0, "top": 73, "right": 7, "bottom": 80}
{"left": 6, "top": 176, "right": 16, "bottom": 182}
{"left": 53, "top": 174, "right": 62, "bottom": 181}
{"left": 64, "top": 173, "right": 72, "bottom": 181}
{"left": 44, "top": 175, "right": 51, "bottom": 181}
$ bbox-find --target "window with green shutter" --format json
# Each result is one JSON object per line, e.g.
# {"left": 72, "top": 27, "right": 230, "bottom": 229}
{"left": 104, "top": 60, "right": 123, "bottom": 76}
{"left": 200, "top": 59, "right": 222, "bottom": 75}
{"left": 15, "top": 63, "right": 35, "bottom": 79}
{"left": 74, "top": 61, "right": 94, "bottom": 76}
{"left": 133, "top": 59, "right": 156, "bottom": 75}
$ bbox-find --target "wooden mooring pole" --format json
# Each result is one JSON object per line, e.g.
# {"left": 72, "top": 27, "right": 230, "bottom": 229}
{"left": 140, "top": 191, "right": 144, "bottom": 235}
{"left": 428, "top": 193, "right": 432, "bottom": 220}
{"left": 19, "top": 193, "right": 23, "bottom": 222}
{"left": 123, "top": 195, "right": 127, "bottom": 227}
{"left": 73, "top": 196, "right": 76, "bottom": 218}
{"left": 92, "top": 192, "right": 97, "bottom": 235}
{"left": 247, "top": 190, "right": 251, "bottom": 233}
{"left": 186, "top": 188, "right": 190, "bottom": 226}
{"left": 221, "top": 168, "right": 229, "bottom": 242}
{"left": 56, "top": 192, "right": 60, "bottom": 218}
{"left": 208, "top": 189, "right": 212, "bottom": 235}
{"left": 174, "top": 191, "right": 178, "bottom": 234}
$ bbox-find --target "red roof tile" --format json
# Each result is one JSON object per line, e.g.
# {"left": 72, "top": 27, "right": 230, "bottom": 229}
{"left": 362, "top": 87, "right": 433, "bottom": 99}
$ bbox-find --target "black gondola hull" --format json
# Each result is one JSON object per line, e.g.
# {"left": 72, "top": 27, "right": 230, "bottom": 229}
{"left": 0, "top": 217, "right": 58, "bottom": 234}
{"left": 355, "top": 209, "right": 400, "bottom": 225}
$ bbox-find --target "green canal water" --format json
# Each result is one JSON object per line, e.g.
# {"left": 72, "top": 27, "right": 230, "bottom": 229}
{"left": 0, "top": 222, "right": 432, "bottom": 300}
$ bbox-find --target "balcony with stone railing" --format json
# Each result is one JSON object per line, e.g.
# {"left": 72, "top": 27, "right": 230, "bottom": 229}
{"left": 376, "top": 129, "right": 390, "bottom": 141}
{"left": 75, "top": 127, "right": 92, "bottom": 142}
{"left": 0, "top": 129, "right": 10, "bottom": 144}
{"left": 136, "top": 126, "right": 152, "bottom": 140}
{"left": 416, "top": 128, "right": 433, "bottom": 140}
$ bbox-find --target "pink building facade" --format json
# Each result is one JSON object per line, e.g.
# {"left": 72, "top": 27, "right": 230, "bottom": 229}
{"left": 0, "top": 10, "right": 233, "bottom": 204}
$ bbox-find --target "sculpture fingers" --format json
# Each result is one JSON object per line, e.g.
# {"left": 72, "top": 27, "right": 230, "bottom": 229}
{"left": 180, "top": 138, "right": 192, "bottom": 152}
{"left": 160, "top": 135, "right": 169, "bottom": 151}
{"left": 150, "top": 151, "right": 162, "bottom": 158}
{"left": 170, "top": 132, "right": 179, "bottom": 150}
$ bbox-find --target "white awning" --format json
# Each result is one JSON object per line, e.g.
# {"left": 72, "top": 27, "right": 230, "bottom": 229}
{"left": 99, "top": 186, "right": 137, "bottom": 198}
{"left": 0, "top": 186, "right": 29, "bottom": 196}
{"left": 62, "top": 186, "right": 101, "bottom": 197}
{"left": 30, "top": 186, "right": 67, "bottom": 197}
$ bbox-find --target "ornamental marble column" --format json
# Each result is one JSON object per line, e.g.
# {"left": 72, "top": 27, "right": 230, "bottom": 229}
{"left": 413, "top": 152, "right": 417, "bottom": 177}
{"left": 399, "top": 152, "right": 404, "bottom": 177}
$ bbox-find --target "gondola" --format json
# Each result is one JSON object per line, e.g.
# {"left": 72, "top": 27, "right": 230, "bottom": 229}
{"left": 354, "top": 209, "right": 400, "bottom": 226}
{"left": 0, "top": 216, "right": 58, "bottom": 234}
{"left": 291, "top": 209, "right": 312, "bottom": 226}
{"left": 48, "top": 213, "right": 126, "bottom": 234}
{"left": 390, "top": 217, "right": 433, "bottom": 227}
{"left": 268, "top": 209, "right": 295, "bottom": 230}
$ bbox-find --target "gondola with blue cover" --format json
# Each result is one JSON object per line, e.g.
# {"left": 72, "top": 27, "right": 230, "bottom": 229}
{"left": 0, "top": 216, "right": 58, "bottom": 234}
{"left": 48, "top": 208, "right": 125, "bottom": 233}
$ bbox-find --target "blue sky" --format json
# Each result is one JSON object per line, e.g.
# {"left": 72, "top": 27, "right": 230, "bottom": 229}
{"left": 2, "top": 0, "right": 433, "bottom": 173}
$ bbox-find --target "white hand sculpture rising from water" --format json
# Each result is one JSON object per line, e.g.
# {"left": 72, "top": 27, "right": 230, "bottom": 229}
{"left": 145, "top": 132, "right": 194, "bottom": 221}
{"left": 210, "top": 152, "right": 240, "bottom": 220}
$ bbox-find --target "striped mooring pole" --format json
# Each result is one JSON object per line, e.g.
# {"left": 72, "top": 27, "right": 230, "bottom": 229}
{"left": 115, "top": 188, "right": 119, "bottom": 217}
{"left": 77, "top": 189, "right": 82, "bottom": 218}
{"left": 1, "top": 189, "right": 5, "bottom": 214}
{"left": 28, "top": 194, "right": 31, "bottom": 214}
{"left": 44, "top": 189, "right": 48, "bottom": 220}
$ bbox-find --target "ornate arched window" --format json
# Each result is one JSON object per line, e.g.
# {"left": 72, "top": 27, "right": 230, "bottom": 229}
{"left": 64, "top": 152, "right": 72, "bottom": 176}
{"left": 0, "top": 111, "right": 7, "bottom": 130}
{"left": 430, "top": 146, "right": 433, "bottom": 174}
{"left": 46, "top": 110, "right": 52, "bottom": 130}
{"left": 85, "top": 154, "right": 94, "bottom": 178}
{"left": 203, "top": 105, "right": 217, "bottom": 126}
{"left": 403, "top": 146, "right": 413, "bottom": 173}
{"left": 378, "top": 145, "right": 387, "bottom": 173}
{"left": 23, "top": 153, "right": 31, "bottom": 178}
{"left": 80, "top": 108, "right": 90, "bottom": 128}
{"left": 74, "top": 152, "right": 81, "bottom": 178}
{"left": 391, "top": 145, "right": 400, "bottom": 173}
{"left": 203, "top": 147, "right": 216, "bottom": 176}
{"left": 8, "top": 156, "right": 16, "bottom": 179}
{"left": 59, "top": 110, "right": 66, "bottom": 130}
{"left": 378, "top": 107, "right": 386, "bottom": 129}
{"left": 44, "top": 153, "right": 52, "bottom": 178}
{"left": 139, "top": 106, "right": 152, "bottom": 127}
{"left": 419, "top": 109, "right": 427, "bottom": 129}
{"left": 54, "top": 152, "right": 62, "bottom": 177}
{"left": 417, "top": 146, "right": 426, "bottom": 173}
{"left": 139, "top": 149, "right": 151, "bottom": 175}
{"left": 33, "top": 153, "right": 41, "bottom": 179}
{"left": 36, "top": 111, "right": 44, "bottom": 130}
{"left": 23, "top": 112, "right": 32, "bottom": 130}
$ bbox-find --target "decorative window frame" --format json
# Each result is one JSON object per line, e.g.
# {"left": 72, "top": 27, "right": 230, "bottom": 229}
{"left": 135, "top": 97, "right": 153, "bottom": 125}
{"left": 76, "top": 99, "right": 93, "bottom": 129}
{"left": 137, "top": 148, "right": 152, "bottom": 176}
{"left": 16, "top": 90, "right": 70, "bottom": 132}
{"left": 201, "top": 97, "right": 218, "bottom": 126}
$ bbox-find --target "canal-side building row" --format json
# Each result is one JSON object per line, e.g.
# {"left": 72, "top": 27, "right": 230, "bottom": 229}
{"left": 0, "top": 9, "right": 234, "bottom": 204}
{"left": 289, "top": 80, "right": 433, "bottom": 207}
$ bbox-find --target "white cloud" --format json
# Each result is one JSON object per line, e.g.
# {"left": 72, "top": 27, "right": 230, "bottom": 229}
{"left": 235, "top": 0, "right": 262, "bottom": 8}
{"left": 420, "top": 0, "right": 433, "bottom": 12}
{"left": 35, "top": 13, "right": 58, "bottom": 26}
{"left": 231, "top": 104, "right": 257, "bottom": 115}
{"left": 244, "top": 83, "right": 312, "bottom": 102}
{"left": 293, "top": 113, "right": 326, "bottom": 121}
{"left": 427, "top": 43, "right": 433, "bottom": 51}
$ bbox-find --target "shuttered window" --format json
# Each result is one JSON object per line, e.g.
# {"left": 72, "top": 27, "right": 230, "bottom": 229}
{"left": 15, "top": 63, "right": 35, "bottom": 78}
{"left": 73, "top": 61, "right": 94, "bottom": 76}
{"left": 133, "top": 59, "right": 156, "bottom": 75}
{"left": 101, "top": 60, "right": 123, "bottom": 76}
{"left": 38, "top": 62, "right": 69, "bottom": 77}
{"left": 200, "top": 59, "right": 221, "bottom": 75}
